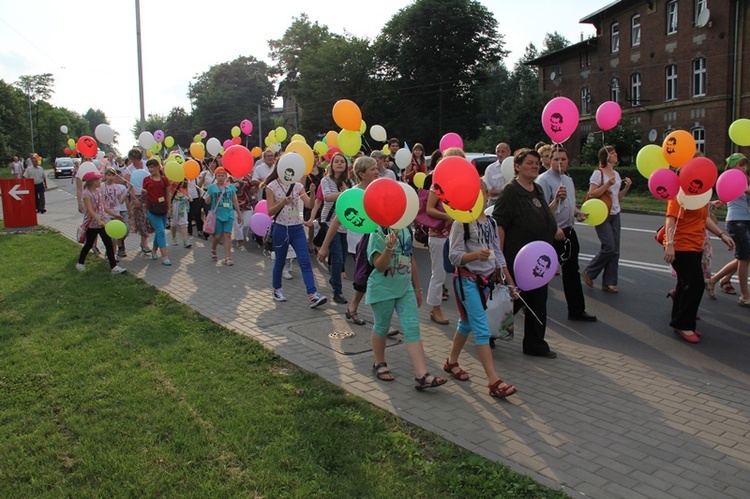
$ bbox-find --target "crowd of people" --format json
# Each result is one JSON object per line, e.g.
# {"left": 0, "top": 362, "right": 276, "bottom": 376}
{"left": 17, "top": 136, "right": 747, "bottom": 397}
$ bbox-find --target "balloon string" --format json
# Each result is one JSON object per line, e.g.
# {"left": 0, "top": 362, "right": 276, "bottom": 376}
{"left": 515, "top": 292, "right": 544, "bottom": 326}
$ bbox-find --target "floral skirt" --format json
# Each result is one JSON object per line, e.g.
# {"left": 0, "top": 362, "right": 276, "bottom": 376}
{"left": 131, "top": 194, "right": 154, "bottom": 236}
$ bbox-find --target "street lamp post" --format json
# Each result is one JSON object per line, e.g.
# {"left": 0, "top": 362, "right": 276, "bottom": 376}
{"left": 27, "top": 86, "right": 35, "bottom": 153}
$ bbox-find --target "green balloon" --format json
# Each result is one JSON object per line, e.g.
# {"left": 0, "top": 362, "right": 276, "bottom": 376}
{"left": 105, "top": 219, "right": 128, "bottom": 239}
{"left": 335, "top": 189, "right": 377, "bottom": 234}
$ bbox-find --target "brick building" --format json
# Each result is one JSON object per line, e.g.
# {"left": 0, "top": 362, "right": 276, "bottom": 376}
{"left": 527, "top": 0, "right": 749, "bottom": 166}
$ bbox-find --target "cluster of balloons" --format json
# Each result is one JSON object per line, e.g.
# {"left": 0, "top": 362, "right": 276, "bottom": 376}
{"left": 541, "top": 97, "right": 622, "bottom": 144}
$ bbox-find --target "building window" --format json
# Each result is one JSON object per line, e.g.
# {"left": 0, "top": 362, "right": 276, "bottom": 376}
{"left": 630, "top": 72, "right": 642, "bottom": 106}
{"left": 610, "top": 77, "right": 620, "bottom": 102}
{"left": 695, "top": 0, "right": 707, "bottom": 25}
{"left": 665, "top": 65, "right": 677, "bottom": 101}
{"left": 580, "top": 50, "right": 590, "bottom": 68}
{"left": 692, "top": 127, "right": 705, "bottom": 154}
{"left": 693, "top": 57, "right": 707, "bottom": 96}
{"left": 611, "top": 22, "right": 620, "bottom": 53}
{"left": 631, "top": 15, "right": 641, "bottom": 46}
{"left": 667, "top": 1, "right": 678, "bottom": 34}
{"left": 581, "top": 87, "right": 591, "bottom": 115}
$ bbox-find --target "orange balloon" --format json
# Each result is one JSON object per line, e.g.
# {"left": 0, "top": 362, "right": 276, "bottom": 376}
{"left": 662, "top": 130, "right": 696, "bottom": 168}
{"left": 183, "top": 159, "right": 200, "bottom": 180}
{"left": 189, "top": 142, "right": 205, "bottom": 160}
{"left": 332, "top": 99, "right": 362, "bottom": 131}
{"left": 286, "top": 140, "right": 315, "bottom": 175}
{"left": 251, "top": 146, "right": 262, "bottom": 158}
{"left": 325, "top": 130, "right": 339, "bottom": 147}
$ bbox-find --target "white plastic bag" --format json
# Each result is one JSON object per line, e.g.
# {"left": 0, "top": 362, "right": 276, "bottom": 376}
{"left": 485, "top": 285, "right": 514, "bottom": 335}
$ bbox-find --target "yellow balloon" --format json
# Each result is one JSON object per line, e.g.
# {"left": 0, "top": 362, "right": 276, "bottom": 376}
{"left": 382, "top": 144, "right": 390, "bottom": 155}
{"left": 268, "top": 130, "right": 278, "bottom": 144}
{"left": 264, "top": 136, "right": 271, "bottom": 147}
{"left": 581, "top": 199, "right": 608, "bottom": 226}
{"left": 164, "top": 161, "right": 184, "bottom": 182}
{"left": 313, "top": 141, "right": 328, "bottom": 156}
{"left": 169, "top": 153, "right": 185, "bottom": 165}
{"left": 193, "top": 134, "right": 202, "bottom": 143}
{"left": 338, "top": 129, "right": 362, "bottom": 156}
{"left": 359, "top": 119, "right": 367, "bottom": 135}
{"left": 183, "top": 159, "right": 200, "bottom": 180}
{"left": 413, "top": 172, "right": 427, "bottom": 189}
{"left": 189, "top": 142, "right": 205, "bottom": 160}
{"left": 325, "top": 130, "right": 339, "bottom": 147}
{"left": 286, "top": 140, "right": 314, "bottom": 175}
{"left": 729, "top": 118, "right": 750, "bottom": 147}
{"left": 231, "top": 126, "right": 241, "bottom": 138}
{"left": 164, "top": 136, "right": 174, "bottom": 148}
{"left": 443, "top": 192, "right": 484, "bottom": 223}
{"left": 275, "top": 126, "right": 288, "bottom": 142}
{"left": 636, "top": 144, "right": 670, "bottom": 179}
{"left": 67, "top": 138, "right": 75, "bottom": 148}
{"left": 291, "top": 134, "right": 305, "bottom": 142}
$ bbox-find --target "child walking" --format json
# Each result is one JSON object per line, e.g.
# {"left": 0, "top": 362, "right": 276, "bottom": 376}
{"left": 170, "top": 181, "right": 193, "bottom": 248}
{"left": 77, "top": 171, "right": 126, "bottom": 274}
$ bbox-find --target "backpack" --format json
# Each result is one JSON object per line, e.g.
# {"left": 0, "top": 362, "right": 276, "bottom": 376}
{"left": 354, "top": 227, "right": 414, "bottom": 287}
{"left": 443, "top": 223, "right": 471, "bottom": 274}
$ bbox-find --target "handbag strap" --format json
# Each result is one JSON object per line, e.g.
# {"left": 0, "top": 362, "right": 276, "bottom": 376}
{"left": 272, "top": 183, "right": 296, "bottom": 221}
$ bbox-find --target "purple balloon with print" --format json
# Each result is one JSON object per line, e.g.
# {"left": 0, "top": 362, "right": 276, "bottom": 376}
{"left": 223, "top": 139, "right": 233, "bottom": 150}
{"left": 240, "top": 119, "right": 253, "bottom": 135}
{"left": 154, "top": 130, "right": 165, "bottom": 142}
{"left": 513, "top": 241, "right": 558, "bottom": 291}
{"left": 439, "top": 132, "right": 463, "bottom": 152}
{"left": 255, "top": 200, "right": 268, "bottom": 216}
{"left": 716, "top": 168, "right": 749, "bottom": 203}
{"left": 541, "top": 97, "right": 579, "bottom": 143}
{"left": 249, "top": 212, "right": 273, "bottom": 237}
{"left": 595, "top": 101, "right": 622, "bottom": 131}
{"left": 648, "top": 168, "right": 680, "bottom": 201}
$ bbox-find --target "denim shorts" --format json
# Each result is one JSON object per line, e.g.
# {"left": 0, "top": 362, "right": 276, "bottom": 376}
{"left": 727, "top": 220, "right": 750, "bottom": 260}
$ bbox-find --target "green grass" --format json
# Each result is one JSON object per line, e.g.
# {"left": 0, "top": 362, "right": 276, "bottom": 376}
{"left": 0, "top": 229, "right": 565, "bottom": 498}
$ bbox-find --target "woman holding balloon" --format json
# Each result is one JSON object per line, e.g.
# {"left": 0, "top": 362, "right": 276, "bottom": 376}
{"left": 492, "top": 148, "right": 558, "bottom": 358}
{"left": 320, "top": 153, "right": 353, "bottom": 304}
{"left": 582, "top": 145, "right": 632, "bottom": 293}
{"left": 404, "top": 143, "right": 427, "bottom": 187}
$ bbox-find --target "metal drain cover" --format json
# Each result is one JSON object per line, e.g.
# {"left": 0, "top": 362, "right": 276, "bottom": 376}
{"left": 329, "top": 331, "right": 355, "bottom": 339}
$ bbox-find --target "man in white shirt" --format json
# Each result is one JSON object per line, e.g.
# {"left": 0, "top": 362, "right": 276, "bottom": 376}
{"left": 371, "top": 151, "right": 396, "bottom": 180}
{"left": 23, "top": 156, "right": 47, "bottom": 213}
{"left": 252, "top": 149, "right": 275, "bottom": 182}
{"left": 483, "top": 142, "right": 511, "bottom": 204}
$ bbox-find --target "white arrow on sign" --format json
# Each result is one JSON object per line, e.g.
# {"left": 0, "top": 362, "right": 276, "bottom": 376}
{"left": 9, "top": 184, "right": 30, "bottom": 201}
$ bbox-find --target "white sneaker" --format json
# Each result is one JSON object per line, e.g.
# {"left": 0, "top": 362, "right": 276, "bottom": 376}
{"left": 171, "top": 237, "right": 178, "bottom": 246}
{"left": 282, "top": 270, "right": 293, "bottom": 280}
{"left": 76, "top": 263, "right": 86, "bottom": 271}
{"left": 273, "top": 289, "right": 287, "bottom": 302}
{"left": 111, "top": 265, "right": 126, "bottom": 274}
{"left": 309, "top": 292, "right": 327, "bottom": 309}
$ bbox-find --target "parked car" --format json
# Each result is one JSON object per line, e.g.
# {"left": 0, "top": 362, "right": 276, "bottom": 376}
{"left": 53, "top": 157, "right": 75, "bottom": 178}
{"left": 425, "top": 152, "right": 497, "bottom": 176}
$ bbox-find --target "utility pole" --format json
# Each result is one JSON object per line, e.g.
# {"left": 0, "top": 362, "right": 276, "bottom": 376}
{"left": 135, "top": 0, "right": 146, "bottom": 134}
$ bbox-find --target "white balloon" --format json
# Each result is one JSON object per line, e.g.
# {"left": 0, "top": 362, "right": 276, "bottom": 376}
{"left": 96, "top": 150, "right": 105, "bottom": 161}
{"left": 60, "top": 125, "right": 68, "bottom": 134}
{"left": 676, "top": 188, "right": 712, "bottom": 210}
{"left": 500, "top": 156, "right": 515, "bottom": 182}
{"left": 270, "top": 142, "right": 282, "bottom": 152}
{"left": 95, "top": 124, "right": 115, "bottom": 145}
{"left": 76, "top": 161, "right": 97, "bottom": 179}
{"left": 206, "top": 137, "right": 222, "bottom": 157}
{"left": 484, "top": 205, "right": 494, "bottom": 217}
{"left": 395, "top": 149, "right": 411, "bottom": 170}
{"left": 370, "top": 124, "right": 387, "bottom": 142}
{"left": 392, "top": 182, "right": 420, "bottom": 229}
{"left": 277, "top": 153, "right": 306, "bottom": 185}
{"left": 138, "top": 131, "right": 155, "bottom": 150}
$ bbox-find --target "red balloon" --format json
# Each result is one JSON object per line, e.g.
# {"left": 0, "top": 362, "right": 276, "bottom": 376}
{"left": 431, "top": 156, "right": 481, "bottom": 211}
{"left": 324, "top": 146, "right": 342, "bottom": 161}
{"left": 679, "top": 157, "right": 718, "bottom": 196}
{"left": 231, "top": 136, "right": 242, "bottom": 145}
{"left": 63, "top": 147, "right": 72, "bottom": 155}
{"left": 363, "top": 178, "right": 407, "bottom": 227}
{"left": 76, "top": 135, "right": 98, "bottom": 158}
{"left": 222, "top": 145, "right": 253, "bottom": 178}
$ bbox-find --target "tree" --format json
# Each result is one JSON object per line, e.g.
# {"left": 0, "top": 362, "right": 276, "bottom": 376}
{"left": 580, "top": 118, "right": 643, "bottom": 166}
{"left": 14, "top": 73, "right": 55, "bottom": 154}
{"left": 84, "top": 108, "right": 118, "bottom": 153}
{"left": 189, "top": 56, "right": 275, "bottom": 147}
{"left": 163, "top": 107, "right": 194, "bottom": 148}
{"left": 131, "top": 113, "right": 167, "bottom": 143}
{"left": 540, "top": 32, "right": 571, "bottom": 56}
{"left": 0, "top": 79, "right": 29, "bottom": 160}
{"left": 372, "top": 0, "right": 506, "bottom": 149}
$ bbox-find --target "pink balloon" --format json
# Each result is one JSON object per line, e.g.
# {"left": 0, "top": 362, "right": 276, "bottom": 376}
{"left": 249, "top": 212, "right": 273, "bottom": 237}
{"left": 223, "top": 139, "right": 233, "bottom": 150}
{"left": 541, "top": 97, "right": 579, "bottom": 143}
{"left": 255, "top": 200, "right": 268, "bottom": 216}
{"left": 716, "top": 168, "right": 749, "bottom": 203}
{"left": 154, "top": 130, "right": 165, "bottom": 142}
{"left": 200, "top": 130, "right": 207, "bottom": 139}
{"left": 595, "top": 101, "right": 622, "bottom": 131}
{"left": 439, "top": 132, "right": 463, "bottom": 152}
{"left": 513, "top": 241, "right": 558, "bottom": 291}
{"left": 240, "top": 119, "right": 253, "bottom": 135}
{"left": 648, "top": 168, "right": 680, "bottom": 201}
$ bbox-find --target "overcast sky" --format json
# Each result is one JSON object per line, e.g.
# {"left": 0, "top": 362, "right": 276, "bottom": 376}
{"left": 0, "top": 0, "right": 603, "bottom": 150}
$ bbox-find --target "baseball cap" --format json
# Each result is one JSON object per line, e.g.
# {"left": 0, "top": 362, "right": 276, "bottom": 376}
{"left": 82, "top": 171, "right": 103, "bottom": 181}
{"left": 726, "top": 153, "right": 747, "bottom": 168}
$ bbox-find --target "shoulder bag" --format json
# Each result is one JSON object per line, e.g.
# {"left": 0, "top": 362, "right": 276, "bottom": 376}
{"left": 582, "top": 169, "right": 613, "bottom": 216}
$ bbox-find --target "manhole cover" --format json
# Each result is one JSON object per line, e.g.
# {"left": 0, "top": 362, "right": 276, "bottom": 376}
{"left": 329, "top": 331, "right": 355, "bottom": 340}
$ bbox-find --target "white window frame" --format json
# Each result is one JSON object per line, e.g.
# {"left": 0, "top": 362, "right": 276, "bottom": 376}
{"left": 581, "top": 87, "right": 591, "bottom": 115}
{"left": 611, "top": 22, "right": 620, "bottom": 53}
{"left": 665, "top": 65, "right": 677, "bottom": 101}
{"left": 630, "top": 72, "right": 642, "bottom": 107}
{"left": 693, "top": 57, "right": 707, "bottom": 97}
{"left": 631, "top": 14, "right": 641, "bottom": 46}
{"left": 695, "top": 0, "right": 708, "bottom": 25}
{"left": 667, "top": 1, "right": 678, "bottom": 35}
{"left": 692, "top": 127, "right": 705, "bottom": 154}
{"left": 610, "top": 77, "right": 620, "bottom": 103}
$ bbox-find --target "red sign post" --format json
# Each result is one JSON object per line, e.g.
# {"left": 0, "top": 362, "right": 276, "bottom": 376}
{"left": 1, "top": 179, "right": 38, "bottom": 228}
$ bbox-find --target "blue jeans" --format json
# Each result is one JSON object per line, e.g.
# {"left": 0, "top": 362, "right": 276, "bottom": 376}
{"left": 146, "top": 211, "right": 168, "bottom": 249}
{"left": 328, "top": 231, "right": 348, "bottom": 296}
{"left": 272, "top": 223, "right": 317, "bottom": 295}
{"left": 586, "top": 212, "right": 621, "bottom": 286}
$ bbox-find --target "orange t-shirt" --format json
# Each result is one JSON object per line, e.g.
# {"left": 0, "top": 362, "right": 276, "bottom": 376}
{"left": 664, "top": 200, "right": 707, "bottom": 252}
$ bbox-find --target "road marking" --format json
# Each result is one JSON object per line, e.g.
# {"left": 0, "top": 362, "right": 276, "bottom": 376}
{"left": 579, "top": 253, "right": 673, "bottom": 273}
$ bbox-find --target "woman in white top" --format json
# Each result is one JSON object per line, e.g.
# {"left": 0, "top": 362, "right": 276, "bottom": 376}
{"left": 320, "top": 153, "right": 353, "bottom": 304}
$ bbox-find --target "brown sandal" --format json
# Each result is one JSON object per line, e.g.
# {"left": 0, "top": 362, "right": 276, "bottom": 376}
{"left": 372, "top": 362, "right": 394, "bottom": 382}
{"left": 443, "top": 358, "right": 470, "bottom": 381}
{"left": 488, "top": 379, "right": 517, "bottom": 398}
{"left": 414, "top": 372, "right": 447, "bottom": 391}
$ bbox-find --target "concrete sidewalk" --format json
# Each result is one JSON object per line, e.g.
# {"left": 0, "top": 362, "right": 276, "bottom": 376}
{"left": 8, "top": 175, "right": 750, "bottom": 498}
